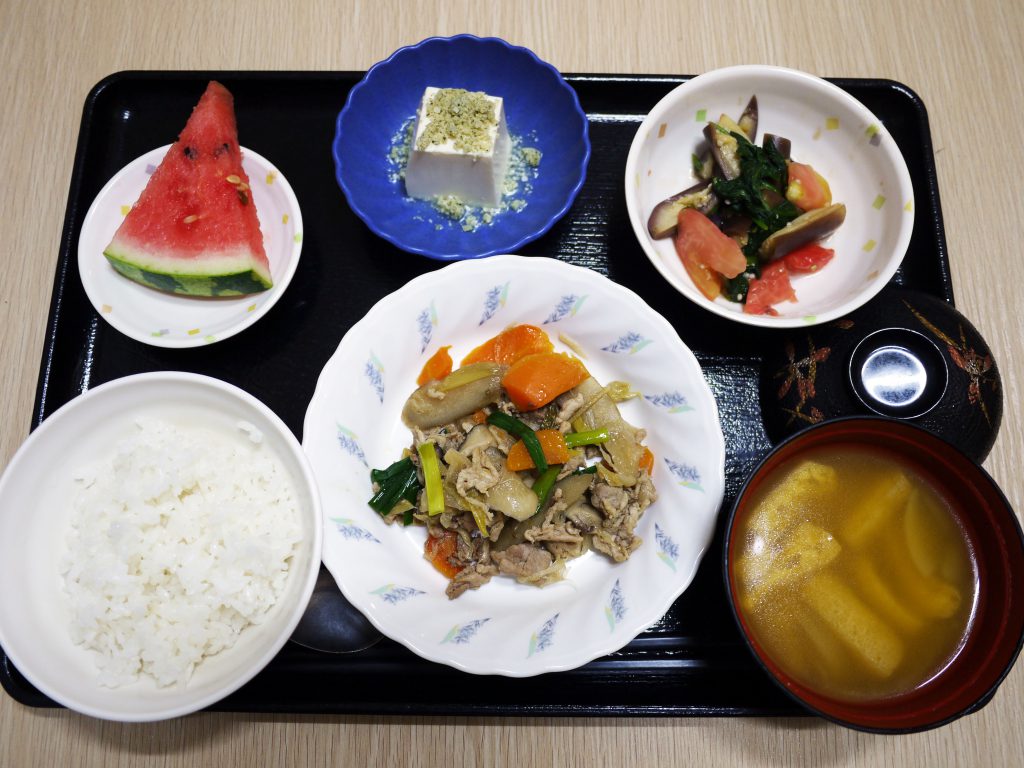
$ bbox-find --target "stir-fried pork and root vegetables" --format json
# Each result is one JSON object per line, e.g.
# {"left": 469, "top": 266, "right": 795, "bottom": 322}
{"left": 368, "top": 324, "right": 658, "bottom": 599}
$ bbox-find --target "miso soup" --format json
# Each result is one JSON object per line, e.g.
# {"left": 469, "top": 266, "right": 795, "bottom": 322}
{"left": 734, "top": 445, "right": 977, "bottom": 701}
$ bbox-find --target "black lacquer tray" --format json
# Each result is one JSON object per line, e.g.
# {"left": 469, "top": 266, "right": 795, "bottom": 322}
{"left": 1, "top": 71, "right": 951, "bottom": 716}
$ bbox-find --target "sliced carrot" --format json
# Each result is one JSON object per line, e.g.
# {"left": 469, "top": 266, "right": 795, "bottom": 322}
{"left": 506, "top": 429, "right": 572, "bottom": 471}
{"left": 417, "top": 345, "right": 453, "bottom": 386}
{"left": 638, "top": 446, "right": 655, "bottom": 474}
{"left": 501, "top": 352, "right": 590, "bottom": 412}
{"left": 470, "top": 409, "right": 489, "bottom": 424}
{"left": 461, "top": 324, "right": 554, "bottom": 366}
{"left": 424, "top": 530, "right": 461, "bottom": 579}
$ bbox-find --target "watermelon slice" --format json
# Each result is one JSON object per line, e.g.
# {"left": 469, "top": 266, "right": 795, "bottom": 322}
{"left": 103, "top": 82, "right": 272, "bottom": 296}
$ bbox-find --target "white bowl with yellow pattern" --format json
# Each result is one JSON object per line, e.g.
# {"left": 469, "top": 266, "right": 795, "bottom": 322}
{"left": 78, "top": 145, "right": 303, "bottom": 348}
{"left": 302, "top": 256, "right": 726, "bottom": 676}
{"left": 625, "top": 65, "right": 914, "bottom": 328}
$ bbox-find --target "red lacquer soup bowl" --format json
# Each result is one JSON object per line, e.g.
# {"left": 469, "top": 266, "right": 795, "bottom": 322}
{"left": 724, "top": 417, "right": 1024, "bottom": 732}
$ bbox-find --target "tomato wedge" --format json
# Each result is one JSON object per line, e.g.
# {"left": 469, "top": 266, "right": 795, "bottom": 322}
{"left": 783, "top": 243, "right": 835, "bottom": 274}
{"left": 675, "top": 244, "right": 724, "bottom": 299}
{"left": 677, "top": 244, "right": 724, "bottom": 300}
{"left": 786, "top": 162, "right": 832, "bottom": 212}
{"left": 744, "top": 262, "right": 796, "bottom": 315}
{"left": 674, "top": 208, "right": 746, "bottom": 284}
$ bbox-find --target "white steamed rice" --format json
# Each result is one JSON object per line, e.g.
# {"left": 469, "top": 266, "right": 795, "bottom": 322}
{"left": 60, "top": 417, "right": 302, "bottom": 688}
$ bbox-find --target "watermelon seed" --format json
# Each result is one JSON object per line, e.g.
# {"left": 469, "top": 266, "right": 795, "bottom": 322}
{"left": 237, "top": 182, "right": 250, "bottom": 192}
{"left": 237, "top": 189, "right": 249, "bottom": 205}
{"left": 183, "top": 146, "right": 197, "bottom": 159}
{"left": 226, "top": 174, "right": 242, "bottom": 184}
{"left": 183, "top": 215, "right": 199, "bottom": 224}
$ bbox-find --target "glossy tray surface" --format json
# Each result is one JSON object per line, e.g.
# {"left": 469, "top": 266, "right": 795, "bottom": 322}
{"left": 2, "top": 71, "right": 950, "bottom": 715}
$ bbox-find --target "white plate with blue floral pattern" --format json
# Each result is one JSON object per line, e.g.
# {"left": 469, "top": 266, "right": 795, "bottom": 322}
{"left": 302, "top": 256, "right": 726, "bottom": 676}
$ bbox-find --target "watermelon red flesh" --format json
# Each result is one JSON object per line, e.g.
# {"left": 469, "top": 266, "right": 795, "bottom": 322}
{"left": 104, "top": 81, "right": 272, "bottom": 296}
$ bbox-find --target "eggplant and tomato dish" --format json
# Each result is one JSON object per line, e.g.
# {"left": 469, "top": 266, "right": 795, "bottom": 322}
{"left": 368, "top": 324, "right": 657, "bottom": 599}
{"left": 648, "top": 96, "right": 846, "bottom": 315}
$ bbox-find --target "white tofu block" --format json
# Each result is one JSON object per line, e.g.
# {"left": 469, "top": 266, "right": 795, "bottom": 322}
{"left": 405, "top": 87, "right": 511, "bottom": 208}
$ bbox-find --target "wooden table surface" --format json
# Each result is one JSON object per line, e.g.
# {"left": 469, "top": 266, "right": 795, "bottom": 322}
{"left": 2, "top": 0, "right": 1021, "bottom": 765}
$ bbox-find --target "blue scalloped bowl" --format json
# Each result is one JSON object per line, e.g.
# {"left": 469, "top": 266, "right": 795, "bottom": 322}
{"left": 333, "top": 35, "right": 590, "bottom": 260}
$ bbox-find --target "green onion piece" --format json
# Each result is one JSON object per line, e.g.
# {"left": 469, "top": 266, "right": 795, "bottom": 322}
{"left": 564, "top": 428, "right": 609, "bottom": 448}
{"left": 417, "top": 441, "right": 446, "bottom": 516}
{"left": 533, "top": 465, "right": 562, "bottom": 513}
{"left": 469, "top": 506, "right": 489, "bottom": 536}
{"left": 486, "top": 411, "right": 548, "bottom": 474}
{"left": 370, "top": 456, "right": 412, "bottom": 485}
{"left": 368, "top": 457, "right": 421, "bottom": 515}
{"left": 570, "top": 464, "right": 599, "bottom": 476}
{"left": 403, "top": 507, "right": 415, "bottom": 526}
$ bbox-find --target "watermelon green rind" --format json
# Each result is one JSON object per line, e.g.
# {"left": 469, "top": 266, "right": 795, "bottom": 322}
{"left": 103, "top": 245, "right": 273, "bottom": 297}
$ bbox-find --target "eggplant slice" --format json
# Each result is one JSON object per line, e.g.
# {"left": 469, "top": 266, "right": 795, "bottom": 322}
{"left": 647, "top": 180, "right": 718, "bottom": 239}
{"left": 758, "top": 203, "right": 847, "bottom": 262}
{"left": 738, "top": 96, "right": 758, "bottom": 141}
{"left": 703, "top": 123, "right": 743, "bottom": 180}
{"left": 763, "top": 133, "right": 792, "bottom": 160}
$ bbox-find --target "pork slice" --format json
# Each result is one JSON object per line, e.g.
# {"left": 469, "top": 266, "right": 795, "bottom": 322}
{"left": 487, "top": 515, "right": 505, "bottom": 543}
{"left": 492, "top": 543, "right": 554, "bottom": 580}
{"left": 446, "top": 561, "right": 498, "bottom": 599}
{"left": 554, "top": 391, "right": 586, "bottom": 430}
{"left": 525, "top": 522, "right": 582, "bottom": 544}
{"left": 592, "top": 525, "right": 642, "bottom": 562}
{"left": 412, "top": 422, "right": 468, "bottom": 456}
{"left": 523, "top": 502, "right": 583, "bottom": 547}
{"left": 546, "top": 538, "right": 588, "bottom": 561}
{"left": 455, "top": 523, "right": 490, "bottom": 564}
{"left": 634, "top": 470, "right": 658, "bottom": 508}
{"left": 566, "top": 501, "right": 603, "bottom": 533}
{"left": 455, "top": 447, "right": 501, "bottom": 496}
{"left": 591, "top": 482, "right": 630, "bottom": 519}
{"left": 591, "top": 471, "right": 657, "bottom": 561}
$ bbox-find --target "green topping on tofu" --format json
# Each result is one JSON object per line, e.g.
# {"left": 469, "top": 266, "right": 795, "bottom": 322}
{"left": 416, "top": 88, "right": 498, "bottom": 154}
{"left": 521, "top": 147, "right": 542, "bottom": 167}
{"left": 434, "top": 195, "right": 466, "bottom": 220}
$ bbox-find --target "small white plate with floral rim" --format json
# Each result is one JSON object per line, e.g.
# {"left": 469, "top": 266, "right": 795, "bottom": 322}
{"left": 78, "top": 145, "right": 303, "bottom": 348}
{"left": 302, "top": 256, "right": 726, "bottom": 676}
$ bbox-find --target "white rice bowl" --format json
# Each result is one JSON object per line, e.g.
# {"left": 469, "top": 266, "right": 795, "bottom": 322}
{"left": 63, "top": 417, "right": 303, "bottom": 689}
{"left": 0, "top": 373, "right": 322, "bottom": 721}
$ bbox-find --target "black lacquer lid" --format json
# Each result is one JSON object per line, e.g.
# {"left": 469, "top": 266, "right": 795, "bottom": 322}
{"left": 760, "top": 288, "right": 1002, "bottom": 462}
